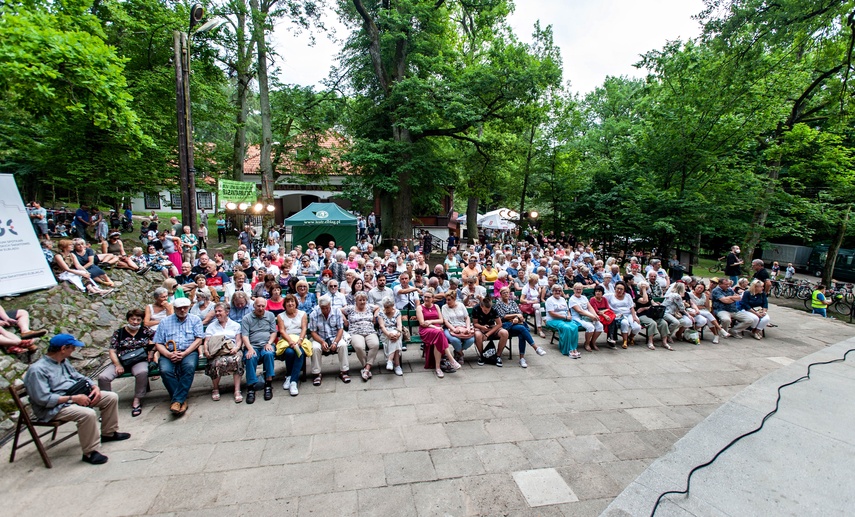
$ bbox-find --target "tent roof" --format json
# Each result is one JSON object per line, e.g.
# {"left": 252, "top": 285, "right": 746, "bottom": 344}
{"left": 285, "top": 202, "right": 357, "bottom": 226}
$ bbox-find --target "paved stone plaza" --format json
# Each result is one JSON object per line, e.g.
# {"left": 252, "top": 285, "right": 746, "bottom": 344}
{"left": 2, "top": 304, "right": 852, "bottom": 516}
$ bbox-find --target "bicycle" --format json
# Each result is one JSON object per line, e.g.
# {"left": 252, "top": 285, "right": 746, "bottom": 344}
{"left": 803, "top": 287, "right": 851, "bottom": 314}
{"left": 708, "top": 260, "right": 724, "bottom": 273}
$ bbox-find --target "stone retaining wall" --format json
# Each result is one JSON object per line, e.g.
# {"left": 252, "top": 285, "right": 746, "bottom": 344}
{"left": 1, "top": 269, "right": 162, "bottom": 432}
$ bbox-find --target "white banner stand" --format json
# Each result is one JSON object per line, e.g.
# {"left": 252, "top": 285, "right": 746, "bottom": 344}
{"left": 0, "top": 174, "right": 57, "bottom": 296}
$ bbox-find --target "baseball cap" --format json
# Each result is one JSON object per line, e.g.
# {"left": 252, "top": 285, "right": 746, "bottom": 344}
{"left": 173, "top": 298, "right": 192, "bottom": 308}
{"left": 710, "top": 277, "right": 720, "bottom": 283}
{"left": 197, "top": 249, "right": 208, "bottom": 255}
{"left": 109, "top": 232, "right": 121, "bottom": 238}
{"left": 49, "top": 334, "right": 85, "bottom": 347}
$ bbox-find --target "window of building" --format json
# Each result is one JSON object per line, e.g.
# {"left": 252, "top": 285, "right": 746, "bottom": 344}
{"left": 197, "top": 191, "right": 213, "bottom": 210}
{"left": 170, "top": 192, "right": 182, "bottom": 209}
{"left": 144, "top": 193, "right": 161, "bottom": 210}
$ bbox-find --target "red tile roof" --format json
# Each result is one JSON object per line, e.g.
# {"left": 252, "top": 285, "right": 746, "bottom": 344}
{"left": 243, "top": 132, "right": 354, "bottom": 177}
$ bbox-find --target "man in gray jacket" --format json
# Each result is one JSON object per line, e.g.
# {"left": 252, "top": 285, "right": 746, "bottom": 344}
{"left": 23, "top": 334, "right": 130, "bottom": 465}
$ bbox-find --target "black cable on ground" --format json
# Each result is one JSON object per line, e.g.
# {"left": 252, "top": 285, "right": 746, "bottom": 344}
{"left": 650, "top": 347, "right": 855, "bottom": 517}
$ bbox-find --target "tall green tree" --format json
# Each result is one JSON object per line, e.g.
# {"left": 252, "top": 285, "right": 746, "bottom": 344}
{"left": 340, "top": 0, "right": 561, "bottom": 242}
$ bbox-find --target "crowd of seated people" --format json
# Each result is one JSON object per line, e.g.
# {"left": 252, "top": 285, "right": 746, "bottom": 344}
{"left": 19, "top": 223, "right": 791, "bottom": 467}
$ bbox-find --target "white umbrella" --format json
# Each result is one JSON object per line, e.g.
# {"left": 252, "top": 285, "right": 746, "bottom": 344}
{"left": 479, "top": 209, "right": 517, "bottom": 230}
{"left": 456, "top": 213, "right": 483, "bottom": 225}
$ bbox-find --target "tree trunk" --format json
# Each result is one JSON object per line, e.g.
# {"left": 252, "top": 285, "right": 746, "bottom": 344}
{"left": 232, "top": 7, "right": 252, "bottom": 181}
{"left": 741, "top": 163, "right": 780, "bottom": 265}
{"left": 466, "top": 195, "right": 479, "bottom": 245}
{"left": 518, "top": 123, "right": 536, "bottom": 220}
{"left": 385, "top": 125, "right": 413, "bottom": 247}
{"left": 251, "top": 0, "right": 274, "bottom": 201}
{"left": 822, "top": 204, "right": 850, "bottom": 287}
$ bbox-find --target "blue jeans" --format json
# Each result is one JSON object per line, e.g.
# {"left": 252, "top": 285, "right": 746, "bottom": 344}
{"left": 444, "top": 329, "right": 474, "bottom": 353}
{"left": 812, "top": 308, "right": 827, "bottom": 317}
{"left": 244, "top": 346, "right": 275, "bottom": 387}
{"left": 729, "top": 275, "right": 739, "bottom": 285}
{"left": 503, "top": 322, "right": 533, "bottom": 355}
{"left": 281, "top": 347, "right": 304, "bottom": 383}
{"left": 158, "top": 350, "right": 199, "bottom": 403}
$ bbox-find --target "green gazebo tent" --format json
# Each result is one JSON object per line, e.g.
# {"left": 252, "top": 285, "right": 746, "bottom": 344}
{"left": 285, "top": 202, "right": 358, "bottom": 251}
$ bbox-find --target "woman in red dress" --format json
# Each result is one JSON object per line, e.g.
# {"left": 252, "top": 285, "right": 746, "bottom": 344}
{"left": 417, "top": 288, "right": 462, "bottom": 378}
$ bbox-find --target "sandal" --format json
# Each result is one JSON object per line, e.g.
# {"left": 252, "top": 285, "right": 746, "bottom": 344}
{"left": 450, "top": 359, "right": 462, "bottom": 370}
{"left": 664, "top": 343, "right": 673, "bottom": 351}
{"left": 6, "top": 345, "right": 26, "bottom": 354}
{"left": 211, "top": 390, "right": 220, "bottom": 401}
{"left": 131, "top": 405, "right": 142, "bottom": 417}
{"left": 647, "top": 343, "right": 655, "bottom": 350}
{"left": 584, "top": 345, "right": 592, "bottom": 352}
{"left": 435, "top": 368, "right": 445, "bottom": 378}
{"left": 313, "top": 374, "right": 322, "bottom": 386}
{"left": 338, "top": 371, "right": 351, "bottom": 384}
{"left": 538, "top": 331, "right": 546, "bottom": 339}
{"left": 234, "top": 391, "right": 243, "bottom": 403}
{"left": 360, "top": 368, "right": 369, "bottom": 382}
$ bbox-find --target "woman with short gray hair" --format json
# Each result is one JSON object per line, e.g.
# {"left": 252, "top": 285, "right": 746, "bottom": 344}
{"left": 343, "top": 291, "right": 380, "bottom": 381}
{"left": 378, "top": 297, "right": 404, "bottom": 376}
{"left": 144, "top": 287, "right": 173, "bottom": 332}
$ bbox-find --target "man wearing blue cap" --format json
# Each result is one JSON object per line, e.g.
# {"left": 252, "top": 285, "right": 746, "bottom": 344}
{"left": 24, "top": 334, "right": 130, "bottom": 465}
{"left": 153, "top": 297, "right": 205, "bottom": 415}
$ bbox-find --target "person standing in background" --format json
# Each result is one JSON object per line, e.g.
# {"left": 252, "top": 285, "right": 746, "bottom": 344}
{"left": 216, "top": 214, "right": 227, "bottom": 244}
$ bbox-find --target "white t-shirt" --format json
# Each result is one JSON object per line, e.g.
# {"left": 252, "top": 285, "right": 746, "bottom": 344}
{"left": 544, "top": 295, "right": 569, "bottom": 322}
{"left": 606, "top": 293, "right": 634, "bottom": 317}
{"left": 568, "top": 295, "right": 591, "bottom": 320}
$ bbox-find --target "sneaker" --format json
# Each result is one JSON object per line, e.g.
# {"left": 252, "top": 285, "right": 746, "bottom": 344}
{"left": 712, "top": 335, "right": 720, "bottom": 344}
{"left": 477, "top": 356, "right": 485, "bottom": 366}
{"left": 719, "top": 328, "right": 730, "bottom": 339}
{"left": 386, "top": 360, "right": 394, "bottom": 371}
{"left": 394, "top": 365, "right": 403, "bottom": 376}
{"left": 401, "top": 344, "right": 408, "bottom": 351}
{"left": 289, "top": 382, "right": 299, "bottom": 396}
{"left": 535, "top": 347, "right": 546, "bottom": 356}
{"left": 519, "top": 358, "right": 528, "bottom": 368}
{"left": 495, "top": 357, "right": 503, "bottom": 367}
{"left": 282, "top": 376, "right": 291, "bottom": 390}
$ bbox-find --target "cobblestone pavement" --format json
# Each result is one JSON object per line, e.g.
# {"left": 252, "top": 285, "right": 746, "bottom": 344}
{"left": 1, "top": 304, "right": 851, "bottom": 517}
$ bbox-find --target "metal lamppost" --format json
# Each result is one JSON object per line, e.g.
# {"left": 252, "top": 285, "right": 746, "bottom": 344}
{"left": 174, "top": 4, "right": 221, "bottom": 234}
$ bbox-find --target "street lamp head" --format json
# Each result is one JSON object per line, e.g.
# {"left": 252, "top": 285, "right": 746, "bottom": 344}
{"left": 189, "top": 4, "right": 205, "bottom": 31}
{"left": 253, "top": 203, "right": 264, "bottom": 213}
{"left": 225, "top": 202, "right": 237, "bottom": 210}
{"left": 195, "top": 18, "right": 225, "bottom": 34}
{"left": 266, "top": 204, "right": 276, "bottom": 212}
{"left": 529, "top": 211, "right": 539, "bottom": 220}
{"left": 238, "top": 202, "right": 249, "bottom": 211}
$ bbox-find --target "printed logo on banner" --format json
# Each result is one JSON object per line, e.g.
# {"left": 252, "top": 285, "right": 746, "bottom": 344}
{"left": 315, "top": 210, "right": 329, "bottom": 219}
{"left": 0, "top": 219, "right": 17, "bottom": 237}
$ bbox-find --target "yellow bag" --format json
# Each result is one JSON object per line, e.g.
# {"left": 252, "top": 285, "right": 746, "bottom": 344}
{"left": 276, "top": 335, "right": 313, "bottom": 357}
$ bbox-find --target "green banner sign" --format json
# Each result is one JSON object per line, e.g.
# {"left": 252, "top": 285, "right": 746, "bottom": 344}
{"left": 218, "top": 179, "right": 257, "bottom": 204}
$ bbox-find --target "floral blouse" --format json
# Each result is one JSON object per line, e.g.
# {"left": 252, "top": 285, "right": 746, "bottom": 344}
{"left": 109, "top": 326, "right": 155, "bottom": 354}
{"left": 494, "top": 299, "right": 522, "bottom": 318}
{"left": 343, "top": 304, "right": 378, "bottom": 336}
